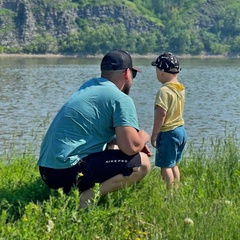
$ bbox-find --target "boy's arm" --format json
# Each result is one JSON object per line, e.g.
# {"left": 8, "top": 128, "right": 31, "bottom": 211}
{"left": 151, "top": 106, "right": 166, "bottom": 147}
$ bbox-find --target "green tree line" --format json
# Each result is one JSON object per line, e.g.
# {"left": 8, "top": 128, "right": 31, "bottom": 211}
{"left": 2, "top": 0, "right": 240, "bottom": 56}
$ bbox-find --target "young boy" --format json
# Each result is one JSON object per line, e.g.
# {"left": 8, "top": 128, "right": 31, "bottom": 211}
{"left": 151, "top": 52, "right": 187, "bottom": 189}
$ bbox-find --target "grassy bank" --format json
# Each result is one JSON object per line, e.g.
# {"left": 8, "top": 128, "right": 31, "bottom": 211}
{"left": 0, "top": 135, "right": 240, "bottom": 240}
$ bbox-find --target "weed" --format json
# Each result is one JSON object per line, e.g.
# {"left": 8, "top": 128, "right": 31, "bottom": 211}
{"left": 0, "top": 135, "right": 240, "bottom": 239}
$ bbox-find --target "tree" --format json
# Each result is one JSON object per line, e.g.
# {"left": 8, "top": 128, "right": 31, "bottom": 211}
{"left": 230, "top": 36, "right": 240, "bottom": 54}
{"left": 23, "top": 34, "right": 58, "bottom": 54}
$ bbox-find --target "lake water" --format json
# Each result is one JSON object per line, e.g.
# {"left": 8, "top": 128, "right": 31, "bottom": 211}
{"left": 1, "top": 56, "right": 240, "bottom": 157}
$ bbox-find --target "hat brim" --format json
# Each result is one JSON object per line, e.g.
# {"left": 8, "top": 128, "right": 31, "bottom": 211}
{"left": 132, "top": 66, "right": 142, "bottom": 72}
{"left": 151, "top": 61, "right": 157, "bottom": 66}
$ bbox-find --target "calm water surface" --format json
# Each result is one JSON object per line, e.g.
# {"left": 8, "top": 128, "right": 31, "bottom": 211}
{"left": 0, "top": 56, "right": 240, "bottom": 157}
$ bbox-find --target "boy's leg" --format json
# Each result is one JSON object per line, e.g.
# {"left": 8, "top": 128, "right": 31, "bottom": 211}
{"left": 161, "top": 165, "right": 180, "bottom": 188}
{"left": 172, "top": 165, "right": 180, "bottom": 182}
{"left": 161, "top": 167, "right": 174, "bottom": 188}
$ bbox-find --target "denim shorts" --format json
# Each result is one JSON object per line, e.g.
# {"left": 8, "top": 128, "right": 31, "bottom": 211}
{"left": 155, "top": 126, "right": 187, "bottom": 168}
{"left": 39, "top": 149, "right": 141, "bottom": 194}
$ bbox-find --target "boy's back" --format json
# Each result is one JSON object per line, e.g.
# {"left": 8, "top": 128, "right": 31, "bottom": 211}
{"left": 151, "top": 52, "right": 187, "bottom": 189}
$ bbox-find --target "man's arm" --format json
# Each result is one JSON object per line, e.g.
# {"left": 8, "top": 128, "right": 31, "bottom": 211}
{"left": 115, "top": 126, "right": 150, "bottom": 156}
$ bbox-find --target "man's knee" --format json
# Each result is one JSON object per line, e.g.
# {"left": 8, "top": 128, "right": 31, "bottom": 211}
{"left": 139, "top": 152, "right": 151, "bottom": 174}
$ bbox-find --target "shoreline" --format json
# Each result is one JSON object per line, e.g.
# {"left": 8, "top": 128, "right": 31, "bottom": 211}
{"left": 0, "top": 53, "right": 238, "bottom": 59}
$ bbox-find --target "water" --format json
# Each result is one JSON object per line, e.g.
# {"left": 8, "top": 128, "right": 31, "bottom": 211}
{"left": 0, "top": 56, "right": 240, "bottom": 157}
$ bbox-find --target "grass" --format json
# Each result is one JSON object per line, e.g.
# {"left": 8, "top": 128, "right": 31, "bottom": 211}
{"left": 0, "top": 135, "right": 240, "bottom": 239}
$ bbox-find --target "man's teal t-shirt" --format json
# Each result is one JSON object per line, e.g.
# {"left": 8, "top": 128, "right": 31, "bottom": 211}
{"left": 37, "top": 77, "right": 139, "bottom": 169}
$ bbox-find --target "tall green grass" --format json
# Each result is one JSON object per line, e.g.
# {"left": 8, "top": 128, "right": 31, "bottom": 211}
{"left": 0, "top": 135, "right": 240, "bottom": 239}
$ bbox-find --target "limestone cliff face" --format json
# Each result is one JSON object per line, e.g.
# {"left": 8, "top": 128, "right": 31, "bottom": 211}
{"left": 0, "top": 1, "right": 161, "bottom": 48}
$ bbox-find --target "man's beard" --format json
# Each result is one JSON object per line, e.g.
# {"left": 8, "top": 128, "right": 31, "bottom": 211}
{"left": 122, "top": 83, "right": 131, "bottom": 95}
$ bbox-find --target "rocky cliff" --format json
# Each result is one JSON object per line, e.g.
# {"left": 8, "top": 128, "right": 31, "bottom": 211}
{"left": 0, "top": 0, "right": 161, "bottom": 48}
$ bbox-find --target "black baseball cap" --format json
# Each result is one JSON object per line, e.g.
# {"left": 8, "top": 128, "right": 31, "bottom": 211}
{"left": 151, "top": 52, "right": 180, "bottom": 74}
{"left": 101, "top": 49, "right": 141, "bottom": 73}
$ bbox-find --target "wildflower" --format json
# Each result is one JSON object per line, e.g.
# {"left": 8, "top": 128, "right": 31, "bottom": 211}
{"left": 137, "top": 231, "right": 147, "bottom": 235}
{"left": 78, "top": 172, "right": 84, "bottom": 177}
{"left": 47, "top": 219, "right": 55, "bottom": 233}
{"left": 224, "top": 200, "right": 233, "bottom": 206}
{"left": 184, "top": 217, "right": 194, "bottom": 225}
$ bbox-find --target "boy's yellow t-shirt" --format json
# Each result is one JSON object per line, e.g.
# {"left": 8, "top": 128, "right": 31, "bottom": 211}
{"left": 155, "top": 82, "right": 185, "bottom": 132}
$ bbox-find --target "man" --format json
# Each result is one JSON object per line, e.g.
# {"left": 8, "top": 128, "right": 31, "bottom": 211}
{"left": 38, "top": 49, "right": 151, "bottom": 208}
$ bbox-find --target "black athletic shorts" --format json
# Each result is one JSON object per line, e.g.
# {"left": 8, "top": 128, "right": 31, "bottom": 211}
{"left": 39, "top": 150, "right": 141, "bottom": 193}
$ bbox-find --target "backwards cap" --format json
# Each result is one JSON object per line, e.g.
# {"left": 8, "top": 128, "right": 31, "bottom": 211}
{"left": 101, "top": 49, "right": 141, "bottom": 72}
{"left": 151, "top": 52, "right": 180, "bottom": 74}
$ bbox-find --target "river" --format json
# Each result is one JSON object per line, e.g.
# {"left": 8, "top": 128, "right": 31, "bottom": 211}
{"left": 0, "top": 56, "right": 240, "bottom": 157}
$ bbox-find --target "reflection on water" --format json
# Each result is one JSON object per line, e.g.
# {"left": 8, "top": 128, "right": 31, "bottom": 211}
{"left": 0, "top": 56, "right": 240, "bottom": 156}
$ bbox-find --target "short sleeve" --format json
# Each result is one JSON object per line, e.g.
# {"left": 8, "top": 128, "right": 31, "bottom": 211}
{"left": 155, "top": 88, "right": 169, "bottom": 111}
{"left": 113, "top": 96, "right": 139, "bottom": 130}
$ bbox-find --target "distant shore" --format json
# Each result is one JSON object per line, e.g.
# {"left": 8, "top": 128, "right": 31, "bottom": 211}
{"left": 0, "top": 53, "right": 238, "bottom": 59}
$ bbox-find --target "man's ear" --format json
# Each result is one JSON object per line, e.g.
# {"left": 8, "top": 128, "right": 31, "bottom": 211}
{"left": 123, "top": 68, "right": 131, "bottom": 79}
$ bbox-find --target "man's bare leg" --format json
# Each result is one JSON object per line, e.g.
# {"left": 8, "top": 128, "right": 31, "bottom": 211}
{"left": 79, "top": 152, "right": 150, "bottom": 208}
{"left": 80, "top": 189, "right": 94, "bottom": 208}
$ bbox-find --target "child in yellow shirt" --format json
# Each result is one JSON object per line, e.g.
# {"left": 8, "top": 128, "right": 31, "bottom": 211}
{"left": 151, "top": 52, "right": 187, "bottom": 189}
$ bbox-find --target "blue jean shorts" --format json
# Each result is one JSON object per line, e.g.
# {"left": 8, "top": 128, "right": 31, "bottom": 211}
{"left": 155, "top": 126, "right": 187, "bottom": 168}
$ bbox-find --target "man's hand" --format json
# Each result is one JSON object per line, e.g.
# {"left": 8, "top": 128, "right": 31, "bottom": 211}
{"left": 141, "top": 144, "right": 152, "bottom": 156}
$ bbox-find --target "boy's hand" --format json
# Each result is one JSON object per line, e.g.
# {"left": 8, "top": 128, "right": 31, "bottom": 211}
{"left": 151, "top": 135, "right": 157, "bottom": 148}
